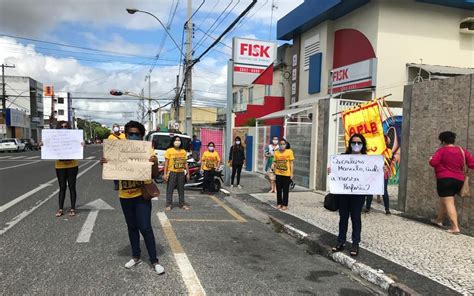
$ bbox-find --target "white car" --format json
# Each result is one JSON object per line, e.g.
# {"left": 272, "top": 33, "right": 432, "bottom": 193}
{"left": 0, "top": 138, "right": 26, "bottom": 152}
{"left": 146, "top": 132, "right": 192, "bottom": 163}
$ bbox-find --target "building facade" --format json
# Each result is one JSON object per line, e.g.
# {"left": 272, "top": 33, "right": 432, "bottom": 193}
{"left": 43, "top": 91, "right": 73, "bottom": 128}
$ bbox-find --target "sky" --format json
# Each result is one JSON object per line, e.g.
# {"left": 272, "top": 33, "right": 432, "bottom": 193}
{"left": 0, "top": 0, "right": 304, "bottom": 126}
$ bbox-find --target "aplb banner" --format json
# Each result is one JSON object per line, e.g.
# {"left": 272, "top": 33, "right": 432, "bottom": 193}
{"left": 342, "top": 101, "right": 386, "bottom": 155}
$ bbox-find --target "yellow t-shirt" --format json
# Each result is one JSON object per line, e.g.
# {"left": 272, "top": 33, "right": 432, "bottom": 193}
{"left": 108, "top": 133, "right": 126, "bottom": 140}
{"left": 119, "top": 180, "right": 152, "bottom": 199}
{"left": 55, "top": 160, "right": 78, "bottom": 169}
{"left": 273, "top": 149, "right": 294, "bottom": 177}
{"left": 164, "top": 148, "right": 187, "bottom": 173}
{"left": 201, "top": 151, "right": 221, "bottom": 171}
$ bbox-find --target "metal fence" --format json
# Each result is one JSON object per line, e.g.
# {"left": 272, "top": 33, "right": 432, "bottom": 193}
{"left": 286, "top": 122, "right": 312, "bottom": 188}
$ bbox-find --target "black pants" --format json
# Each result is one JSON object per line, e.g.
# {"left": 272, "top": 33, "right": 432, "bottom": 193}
{"left": 231, "top": 164, "right": 243, "bottom": 185}
{"left": 366, "top": 179, "right": 389, "bottom": 211}
{"left": 337, "top": 195, "right": 365, "bottom": 245}
{"left": 276, "top": 175, "right": 291, "bottom": 206}
{"left": 203, "top": 170, "right": 215, "bottom": 192}
{"left": 120, "top": 196, "right": 158, "bottom": 264}
{"left": 56, "top": 166, "right": 78, "bottom": 210}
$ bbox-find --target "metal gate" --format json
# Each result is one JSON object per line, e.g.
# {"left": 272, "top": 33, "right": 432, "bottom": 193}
{"left": 255, "top": 126, "right": 271, "bottom": 173}
{"left": 335, "top": 99, "right": 363, "bottom": 154}
{"left": 285, "top": 122, "right": 312, "bottom": 188}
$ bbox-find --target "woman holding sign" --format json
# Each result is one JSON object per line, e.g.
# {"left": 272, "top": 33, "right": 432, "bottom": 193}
{"left": 201, "top": 142, "right": 221, "bottom": 193}
{"left": 273, "top": 138, "right": 294, "bottom": 211}
{"left": 163, "top": 135, "right": 190, "bottom": 211}
{"left": 329, "top": 133, "right": 368, "bottom": 257}
{"left": 100, "top": 120, "right": 165, "bottom": 274}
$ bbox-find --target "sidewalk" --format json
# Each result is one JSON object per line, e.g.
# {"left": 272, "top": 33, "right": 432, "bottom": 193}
{"left": 223, "top": 171, "right": 474, "bottom": 295}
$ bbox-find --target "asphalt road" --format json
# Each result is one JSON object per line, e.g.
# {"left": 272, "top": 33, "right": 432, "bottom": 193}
{"left": 0, "top": 145, "right": 380, "bottom": 295}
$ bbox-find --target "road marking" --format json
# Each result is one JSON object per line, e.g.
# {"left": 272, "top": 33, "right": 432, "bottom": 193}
{"left": 169, "top": 219, "right": 240, "bottom": 222}
{"left": 0, "top": 156, "right": 12, "bottom": 159}
{"left": 0, "top": 162, "right": 95, "bottom": 213}
{"left": 8, "top": 156, "right": 26, "bottom": 160}
{"left": 0, "top": 161, "right": 99, "bottom": 235}
{"left": 0, "top": 160, "right": 41, "bottom": 171}
{"left": 86, "top": 156, "right": 95, "bottom": 160}
{"left": 25, "top": 156, "right": 40, "bottom": 159}
{"left": 157, "top": 212, "right": 206, "bottom": 296}
{"left": 76, "top": 199, "right": 114, "bottom": 243}
{"left": 208, "top": 195, "right": 246, "bottom": 223}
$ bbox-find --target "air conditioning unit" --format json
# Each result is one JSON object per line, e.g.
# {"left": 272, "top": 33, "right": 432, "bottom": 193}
{"left": 460, "top": 17, "right": 474, "bottom": 34}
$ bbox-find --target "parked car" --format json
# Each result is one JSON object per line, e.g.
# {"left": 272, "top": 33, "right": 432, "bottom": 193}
{"left": 146, "top": 132, "right": 192, "bottom": 163}
{"left": 0, "top": 138, "right": 26, "bottom": 152}
{"left": 20, "top": 138, "right": 38, "bottom": 151}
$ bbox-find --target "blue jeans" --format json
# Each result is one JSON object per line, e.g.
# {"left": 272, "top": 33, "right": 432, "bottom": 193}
{"left": 365, "top": 179, "right": 390, "bottom": 211}
{"left": 120, "top": 196, "right": 158, "bottom": 264}
{"left": 337, "top": 195, "right": 366, "bottom": 245}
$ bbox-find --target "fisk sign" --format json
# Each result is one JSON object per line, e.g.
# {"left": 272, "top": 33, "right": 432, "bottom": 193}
{"left": 233, "top": 37, "right": 276, "bottom": 86}
{"left": 329, "top": 58, "right": 377, "bottom": 93}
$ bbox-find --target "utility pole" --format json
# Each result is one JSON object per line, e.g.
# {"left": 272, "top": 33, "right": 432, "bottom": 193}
{"left": 175, "top": 75, "right": 180, "bottom": 123}
{"left": 184, "top": 0, "right": 193, "bottom": 135}
{"left": 1, "top": 64, "right": 15, "bottom": 124}
{"left": 145, "top": 74, "right": 152, "bottom": 132}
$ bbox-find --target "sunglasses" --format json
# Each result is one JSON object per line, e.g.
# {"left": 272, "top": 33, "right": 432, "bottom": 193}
{"left": 351, "top": 141, "right": 363, "bottom": 145}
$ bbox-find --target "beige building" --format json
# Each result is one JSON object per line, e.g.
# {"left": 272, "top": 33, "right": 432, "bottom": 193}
{"left": 170, "top": 106, "right": 218, "bottom": 134}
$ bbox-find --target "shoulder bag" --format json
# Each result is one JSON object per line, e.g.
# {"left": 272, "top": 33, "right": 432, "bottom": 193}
{"left": 142, "top": 162, "right": 161, "bottom": 200}
{"left": 459, "top": 147, "right": 470, "bottom": 198}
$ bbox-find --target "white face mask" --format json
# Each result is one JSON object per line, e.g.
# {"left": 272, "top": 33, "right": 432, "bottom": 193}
{"left": 272, "top": 140, "right": 278, "bottom": 145}
{"left": 208, "top": 147, "right": 215, "bottom": 151}
{"left": 113, "top": 127, "right": 119, "bottom": 132}
{"left": 351, "top": 143, "right": 363, "bottom": 153}
{"left": 236, "top": 141, "right": 241, "bottom": 145}
{"left": 174, "top": 141, "right": 181, "bottom": 148}
{"left": 279, "top": 144, "right": 286, "bottom": 151}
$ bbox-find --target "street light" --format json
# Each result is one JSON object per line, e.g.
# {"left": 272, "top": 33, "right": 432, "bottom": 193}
{"left": 125, "top": 8, "right": 185, "bottom": 58}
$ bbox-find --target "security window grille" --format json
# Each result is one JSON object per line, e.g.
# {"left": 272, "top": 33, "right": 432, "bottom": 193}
{"left": 304, "top": 34, "right": 320, "bottom": 71}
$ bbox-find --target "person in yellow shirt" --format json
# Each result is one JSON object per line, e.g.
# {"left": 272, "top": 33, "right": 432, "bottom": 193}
{"left": 51, "top": 121, "right": 81, "bottom": 217}
{"left": 107, "top": 123, "right": 125, "bottom": 190}
{"left": 163, "top": 135, "right": 190, "bottom": 211}
{"left": 200, "top": 142, "right": 221, "bottom": 193}
{"left": 272, "top": 138, "right": 294, "bottom": 211}
{"left": 100, "top": 120, "right": 165, "bottom": 274}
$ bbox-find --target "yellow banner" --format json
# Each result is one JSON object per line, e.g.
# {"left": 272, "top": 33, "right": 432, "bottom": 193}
{"left": 342, "top": 101, "right": 386, "bottom": 155}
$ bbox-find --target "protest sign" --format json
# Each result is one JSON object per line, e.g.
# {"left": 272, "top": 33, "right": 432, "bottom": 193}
{"left": 102, "top": 139, "right": 153, "bottom": 181}
{"left": 41, "top": 129, "right": 84, "bottom": 159}
{"left": 329, "top": 154, "right": 384, "bottom": 195}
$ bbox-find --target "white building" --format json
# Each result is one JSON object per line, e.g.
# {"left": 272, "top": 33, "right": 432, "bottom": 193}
{"left": 43, "top": 91, "right": 73, "bottom": 127}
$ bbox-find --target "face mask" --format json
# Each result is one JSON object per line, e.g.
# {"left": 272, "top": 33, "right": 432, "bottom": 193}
{"left": 279, "top": 144, "right": 286, "bottom": 151}
{"left": 174, "top": 141, "right": 181, "bottom": 148}
{"left": 113, "top": 127, "right": 120, "bottom": 132}
{"left": 208, "top": 147, "right": 215, "bottom": 152}
{"left": 128, "top": 133, "right": 141, "bottom": 141}
{"left": 236, "top": 141, "right": 241, "bottom": 145}
{"left": 272, "top": 140, "right": 278, "bottom": 145}
{"left": 351, "top": 143, "right": 363, "bottom": 152}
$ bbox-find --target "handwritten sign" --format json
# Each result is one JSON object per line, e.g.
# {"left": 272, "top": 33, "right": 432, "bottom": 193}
{"left": 329, "top": 154, "right": 384, "bottom": 195}
{"left": 41, "top": 129, "right": 84, "bottom": 160}
{"left": 102, "top": 139, "right": 153, "bottom": 181}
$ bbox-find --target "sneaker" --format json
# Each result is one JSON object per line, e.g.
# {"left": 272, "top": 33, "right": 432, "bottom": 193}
{"left": 165, "top": 206, "right": 172, "bottom": 211}
{"left": 237, "top": 185, "right": 242, "bottom": 189}
{"left": 154, "top": 263, "right": 165, "bottom": 275}
{"left": 230, "top": 185, "right": 234, "bottom": 188}
{"left": 125, "top": 258, "right": 142, "bottom": 269}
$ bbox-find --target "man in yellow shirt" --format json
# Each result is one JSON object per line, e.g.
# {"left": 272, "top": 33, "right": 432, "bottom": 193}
{"left": 200, "top": 142, "right": 221, "bottom": 193}
{"left": 163, "top": 136, "right": 190, "bottom": 211}
{"left": 108, "top": 123, "right": 125, "bottom": 190}
{"left": 273, "top": 138, "right": 294, "bottom": 211}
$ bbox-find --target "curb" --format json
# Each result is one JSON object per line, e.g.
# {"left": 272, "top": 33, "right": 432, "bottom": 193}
{"left": 268, "top": 216, "right": 421, "bottom": 296}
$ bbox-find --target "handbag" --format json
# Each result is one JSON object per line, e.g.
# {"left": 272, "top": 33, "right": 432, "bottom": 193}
{"left": 324, "top": 193, "right": 339, "bottom": 211}
{"left": 141, "top": 182, "right": 160, "bottom": 201}
{"left": 151, "top": 162, "right": 160, "bottom": 179}
{"left": 459, "top": 147, "right": 470, "bottom": 198}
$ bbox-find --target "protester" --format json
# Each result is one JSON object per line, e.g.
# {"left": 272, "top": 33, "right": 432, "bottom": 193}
{"left": 53, "top": 121, "right": 82, "bottom": 217}
{"left": 429, "top": 131, "right": 474, "bottom": 234}
{"left": 107, "top": 123, "right": 126, "bottom": 190}
{"left": 100, "top": 120, "right": 165, "bottom": 274}
{"left": 200, "top": 142, "right": 221, "bottom": 193}
{"left": 163, "top": 135, "right": 190, "bottom": 211}
{"left": 272, "top": 138, "right": 294, "bottom": 211}
{"left": 365, "top": 135, "right": 392, "bottom": 215}
{"left": 229, "top": 136, "right": 246, "bottom": 189}
{"left": 191, "top": 135, "right": 202, "bottom": 160}
{"left": 265, "top": 136, "right": 279, "bottom": 193}
{"left": 329, "top": 133, "right": 368, "bottom": 257}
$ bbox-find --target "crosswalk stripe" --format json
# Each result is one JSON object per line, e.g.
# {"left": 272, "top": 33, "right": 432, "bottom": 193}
{"left": 25, "top": 156, "right": 40, "bottom": 159}
{"left": 86, "top": 156, "right": 95, "bottom": 160}
{"left": 9, "top": 156, "right": 26, "bottom": 160}
{"left": 0, "top": 156, "right": 12, "bottom": 159}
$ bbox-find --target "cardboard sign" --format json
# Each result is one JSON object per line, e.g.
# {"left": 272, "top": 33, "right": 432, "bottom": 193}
{"left": 329, "top": 154, "right": 384, "bottom": 195}
{"left": 41, "top": 129, "right": 84, "bottom": 160}
{"left": 102, "top": 139, "right": 153, "bottom": 181}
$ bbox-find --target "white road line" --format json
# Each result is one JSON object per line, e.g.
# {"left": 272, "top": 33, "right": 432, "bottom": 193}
{"left": 0, "top": 161, "right": 99, "bottom": 235}
{"left": 0, "top": 162, "right": 95, "bottom": 213}
{"left": 0, "top": 160, "right": 41, "bottom": 171}
{"left": 76, "top": 210, "right": 99, "bottom": 243}
{"left": 25, "top": 156, "right": 40, "bottom": 159}
{"left": 0, "top": 156, "right": 13, "bottom": 159}
{"left": 157, "top": 212, "right": 206, "bottom": 296}
{"left": 8, "top": 156, "right": 26, "bottom": 160}
{"left": 86, "top": 156, "right": 95, "bottom": 160}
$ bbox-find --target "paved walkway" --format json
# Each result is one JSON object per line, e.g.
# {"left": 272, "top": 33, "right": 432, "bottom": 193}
{"left": 223, "top": 171, "right": 474, "bottom": 295}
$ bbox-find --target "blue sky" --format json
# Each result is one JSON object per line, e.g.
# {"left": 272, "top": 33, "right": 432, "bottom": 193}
{"left": 0, "top": 0, "right": 303, "bottom": 125}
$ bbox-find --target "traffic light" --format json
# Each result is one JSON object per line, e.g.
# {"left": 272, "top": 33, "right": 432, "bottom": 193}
{"left": 110, "top": 90, "right": 123, "bottom": 96}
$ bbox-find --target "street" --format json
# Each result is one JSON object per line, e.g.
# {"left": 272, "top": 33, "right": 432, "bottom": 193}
{"left": 0, "top": 145, "right": 378, "bottom": 295}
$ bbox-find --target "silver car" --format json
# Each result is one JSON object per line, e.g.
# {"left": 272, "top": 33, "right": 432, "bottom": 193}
{"left": 0, "top": 138, "right": 26, "bottom": 152}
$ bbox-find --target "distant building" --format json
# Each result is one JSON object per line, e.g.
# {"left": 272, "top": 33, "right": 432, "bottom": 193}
{"left": 43, "top": 91, "right": 73, "bottom": 128}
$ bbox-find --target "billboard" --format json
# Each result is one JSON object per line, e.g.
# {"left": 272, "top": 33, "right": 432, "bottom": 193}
{"left": 232, "top": 37, "right": 277, "bottom": 86}
{"left": 329, "top": 58, "right": 377, "bottom": 93}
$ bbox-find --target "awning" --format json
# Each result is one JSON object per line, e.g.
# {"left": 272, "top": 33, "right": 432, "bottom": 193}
{"left": 257, "top": 107, "right": 312, "bottom": 121}
{"left": 407, "top": 63, "right": 474, "bottom": 76}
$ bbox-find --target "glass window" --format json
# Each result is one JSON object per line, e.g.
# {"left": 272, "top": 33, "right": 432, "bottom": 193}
{"left": 249, "top": 87, "right": 254, "bottom": 104}
{"left": 58, "top": 97, "right": 64, "bottom": 104}
{"left": 58, "top": 109, "right": 64, "bottom": 115}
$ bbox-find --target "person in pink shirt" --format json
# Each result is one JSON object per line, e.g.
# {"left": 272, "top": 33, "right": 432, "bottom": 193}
{"left": 429, "top": 131, "right": 474, "bottom": 234}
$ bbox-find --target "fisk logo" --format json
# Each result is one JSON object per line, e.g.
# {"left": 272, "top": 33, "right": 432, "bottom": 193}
{"left": 333, "top": 69, "right": 349, "bottom": 82}
{"left": 240, "top": 43, "right": 270, "bottom": 58}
